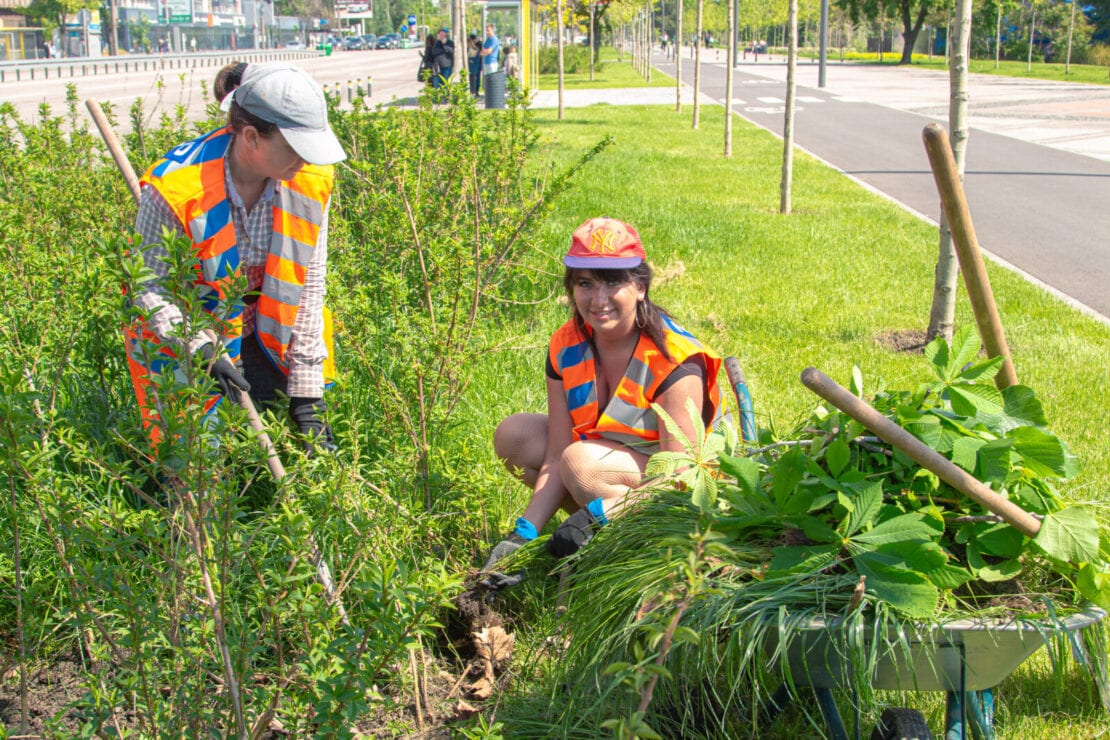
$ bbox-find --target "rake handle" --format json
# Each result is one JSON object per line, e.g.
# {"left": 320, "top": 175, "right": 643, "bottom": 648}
{"left": 801, "top": 367, "right": 1041, "bottom": 538}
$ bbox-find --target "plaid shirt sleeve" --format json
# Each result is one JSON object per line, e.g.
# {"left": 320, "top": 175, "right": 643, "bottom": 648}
{"left": 284, "top": 201, "right": 330, "bottom": 398}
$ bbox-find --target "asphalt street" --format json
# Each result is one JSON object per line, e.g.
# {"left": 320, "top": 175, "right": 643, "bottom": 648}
{"left": 653, "top": 53, "right": 1110, "bottom": 322}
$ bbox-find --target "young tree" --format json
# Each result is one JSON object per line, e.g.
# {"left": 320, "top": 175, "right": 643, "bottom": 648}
{"left": 693, "top": 0, "right": 703, "bottom": 129}
{"left": 836, "top": 0, "right": 939, "bottom": 63}
{"left": 925, "top": 0, "right": 971, "bottom": 341}
{"left": 781, "top": 0, "right": 798, "bottom": 213}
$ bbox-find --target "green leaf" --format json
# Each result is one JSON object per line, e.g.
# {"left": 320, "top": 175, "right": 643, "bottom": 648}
{"left": 1009, "top": 426, "right": 1073, "bottom": 479}
{"left": 720, "top": 454, "right": 760, "bottom": 499}
{"left": 852, "top": 513, "right": 937, "bottom": 547}
{"left": 872, "top": 540, "right": 949, "bottom": 572}
{"left": 976, "top": 438, "right": 1014, "bottom": 485}
{"left": 825, "top": 437, "right": 851, "bottom": 477}
{"left": 1001, "top": 384, "right": 1047, "bottom": 427}
{"left": 850, "top": 364, "right": 864, "bottom": 397}
{"left": 956, "top": 355, "right": 1004, "bottom": 383}
{"left": 925, "top": 564, "right": 975, "bottom": 589}
{"left": 854, "top": 553, "right": 940, "bottom": 618}
{"left": 950, "top": 437, "right": 986, "bottom": 474}
{"left": 766, "top": 544, "right": 840, "bottom": 577}
{"left": 801, "top": 517, "right": 842, "bottom": 544}
{"left": 947, "top": 382, "right": 1004, "bottom": 418}
{"left": 950, "top": 325, "right": 982, "bottom": 375}
{"left": 974, "top": 522, "right": 1025, "bottom": 559}
{"left": 1077, "top": 563, "right": 1110, "bottom": 610}
{"left": 845, "top": 481, "right": 883, "bottom": 537}
{"left": 1035, "top": 508, "right": 1101, "bottom": 563}
{"left": 771, "top": 446, "right": 807, "bottom": 510}
{"left": 923, "top": 333, "right": 950, "bottom": 380}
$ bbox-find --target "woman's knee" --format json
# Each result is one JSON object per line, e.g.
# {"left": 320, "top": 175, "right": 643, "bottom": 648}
{"left": 559, "top": 442, "right": 643, "bottom": 503}
{"left": 493, "top": 413, "right": 543, "bottom": 471}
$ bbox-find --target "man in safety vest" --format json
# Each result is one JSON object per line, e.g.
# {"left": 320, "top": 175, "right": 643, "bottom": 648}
{"left": 126, "top": 63, "right": 345, "bottom": 452}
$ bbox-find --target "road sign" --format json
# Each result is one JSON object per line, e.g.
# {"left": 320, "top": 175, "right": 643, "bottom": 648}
{"left": 408, "top": 14, "right": 416, "bottom": 25}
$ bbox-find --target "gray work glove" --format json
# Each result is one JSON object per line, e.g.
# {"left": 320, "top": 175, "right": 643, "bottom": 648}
{"left": 288, "top": 397, "right": 337, "bottom": 455}
{"left": 199, "top": 343, "right": 250, "bottom": 404}
{"left": 546, "top": 507, "right": 600, "bottom": 559}
{"left": 482, "top": 533, "right": 527, "bottom": 572}
{"left": 479, "top": 533, "right": 529, "bottom": 595}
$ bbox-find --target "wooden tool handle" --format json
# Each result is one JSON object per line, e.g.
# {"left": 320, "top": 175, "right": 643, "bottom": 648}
{"left": 801, "top": 367, "right": 1041, "bottom": 537}
{"left": 922, "top": 123, "right": 1017, "bottom": 389}
{"left": 85, "top": 99, "right": 142, "bottom": 203}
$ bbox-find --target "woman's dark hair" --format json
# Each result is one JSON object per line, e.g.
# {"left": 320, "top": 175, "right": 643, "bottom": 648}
{"left": 213, "top": 61, "right": 278, "bottom": 137}
{"left": 563, "top": 264, "right": 674, "bottom": 361}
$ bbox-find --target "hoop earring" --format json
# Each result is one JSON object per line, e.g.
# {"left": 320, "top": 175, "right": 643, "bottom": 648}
{"left": 635, "top": 301, "right": 647, "bottom": 330}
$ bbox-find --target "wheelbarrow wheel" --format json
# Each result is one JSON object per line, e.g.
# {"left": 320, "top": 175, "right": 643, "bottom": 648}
{"left": 870, "top": 707, "right": 932, "bottom": 740}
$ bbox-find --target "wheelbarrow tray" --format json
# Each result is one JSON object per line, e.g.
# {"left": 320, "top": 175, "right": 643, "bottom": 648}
{"left": 773, "top": 605, "right": 1106, "bottom": 692}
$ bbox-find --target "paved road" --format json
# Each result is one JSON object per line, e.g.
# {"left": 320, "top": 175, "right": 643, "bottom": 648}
{"left": 653, "top": 53, "right": 1110, "bottom": 322}
{"left": 0, "top": 49, "right": 426, "bottom": 123}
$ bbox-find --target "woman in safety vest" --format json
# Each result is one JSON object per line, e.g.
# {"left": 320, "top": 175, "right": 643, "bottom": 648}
{"left": 483, "top": 217, "right": 726, "bottom": 577}
{"left": 128, "top": 62, "right": 345, "bottom": 452}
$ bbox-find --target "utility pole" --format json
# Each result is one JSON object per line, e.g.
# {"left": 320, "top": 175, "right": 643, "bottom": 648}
{"left": 818, "top": 0, "right": 828, "bottom": 86}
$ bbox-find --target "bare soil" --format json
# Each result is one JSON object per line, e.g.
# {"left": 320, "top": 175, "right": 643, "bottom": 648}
{"left": 876, "top": 328, "right": 929, "bottom": 354}
{"left": 1, "top": 579, "right": 515, "bottom": 738}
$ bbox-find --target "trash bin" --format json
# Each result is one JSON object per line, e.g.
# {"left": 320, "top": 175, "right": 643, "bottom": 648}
{"left": 325, "top": 44, "right": 332, "bottom": 56}
{"left": 484, "top": 70, "right": 506, "bottom": 109}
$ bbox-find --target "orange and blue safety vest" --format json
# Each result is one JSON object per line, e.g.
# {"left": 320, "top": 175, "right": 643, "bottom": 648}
{"left": 548, "top": 316, "right": 725, "bottom": 454}
{"left": 124, "top": 126, "right": 335, "bottom": 441}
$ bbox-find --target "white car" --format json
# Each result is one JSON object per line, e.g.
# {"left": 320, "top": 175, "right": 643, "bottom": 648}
{"left": 286, "top": 39, "right": 305, "bottom": 49}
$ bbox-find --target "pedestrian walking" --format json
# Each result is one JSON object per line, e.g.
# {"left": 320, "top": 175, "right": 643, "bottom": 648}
{"left": 430, "top": 28, "right": 455, "bottom": 88}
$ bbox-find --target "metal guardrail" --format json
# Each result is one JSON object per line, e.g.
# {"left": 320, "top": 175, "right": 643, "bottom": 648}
{"left": 0, "top": 49, "right": 319, "bottom": 84}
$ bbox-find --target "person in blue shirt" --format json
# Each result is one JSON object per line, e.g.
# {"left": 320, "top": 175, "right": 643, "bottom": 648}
{"left": 480, "top": 24, "right": 500, "bottom": 76}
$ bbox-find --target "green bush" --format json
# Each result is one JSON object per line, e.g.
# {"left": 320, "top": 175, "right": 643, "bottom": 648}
{"left": 538, "top": 44, "right": 602, "bottom": 75}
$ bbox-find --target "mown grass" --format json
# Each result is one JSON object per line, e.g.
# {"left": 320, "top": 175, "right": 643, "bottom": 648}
{"left": 465, "top": 101, "right": 1110, "bottom": 736}
{"left": 799, "top": 49, "right": 1110, "bottom": 84}
{"left": 536, "top": 46, "right": 676, "bottom": 89}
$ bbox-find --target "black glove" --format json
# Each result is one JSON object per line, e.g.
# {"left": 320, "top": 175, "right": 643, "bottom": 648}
{"left": 288, "top": 397, "right": 337, "bottom": 454}
{"left": 199, "top": 343, "right": 250, "bottom": 404}
{"left": 546, "top": 507, "right": 599, "bottom": 559}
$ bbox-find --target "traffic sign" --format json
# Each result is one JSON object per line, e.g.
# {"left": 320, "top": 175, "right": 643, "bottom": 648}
{"left": 408, "top": 14, "right": 416, "bottom": 25}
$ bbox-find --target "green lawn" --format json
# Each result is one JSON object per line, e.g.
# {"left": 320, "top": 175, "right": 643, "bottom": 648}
{"left": 536, "top": 46, "right": 675, "bottom": 89}
{"left": 471, "top": 96, "right": 1110, "bottom": 739}
{"left": 799, "top": 49, "right": 1110, "bottom": 84}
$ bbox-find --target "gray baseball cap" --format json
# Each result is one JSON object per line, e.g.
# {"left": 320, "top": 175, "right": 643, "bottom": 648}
{"left": 227, "top": 63, "right": 346, "bottom": 166}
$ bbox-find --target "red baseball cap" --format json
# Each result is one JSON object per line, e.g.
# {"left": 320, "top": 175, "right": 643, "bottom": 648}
{"left": 564, "top": 217, "right": 646, "bottom": 269}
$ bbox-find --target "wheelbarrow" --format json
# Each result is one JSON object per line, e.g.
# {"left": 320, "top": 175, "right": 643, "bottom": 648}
{"left": 761, "top": 604, "right": 1106, "bottom": 739}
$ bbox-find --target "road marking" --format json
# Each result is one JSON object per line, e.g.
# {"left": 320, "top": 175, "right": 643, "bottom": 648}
{"left": 797, "top": 96, "right": 825, "bottom": 103}
{"left": 757, "top": 96, "right": 782, "bottom": 104}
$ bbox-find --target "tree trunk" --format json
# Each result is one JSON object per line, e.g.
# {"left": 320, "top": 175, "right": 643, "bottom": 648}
{"left": 693, "top": 0, "right": 703, "bottom": 129}
{"left": 675, "top": 0, "right": 683, "bottom": 112}
{"left": 557, "top": 0, "right": 565, "bottom": 119}
{"left": 926, "top": 0, "right": 972, "bottom": 342}
{"left": 780, "top": 0, "right": 798, "bottom": 214}
{"left": 725, "top": 0, "right": 735, "bottom": 156}
{"left": 589, "top": 3, "right": 596, "bottom": 81}
{"left": 995, "top": 5, "right": 1002, "bottom": 69}
{"left": 1066, "top": 0, "right": 1076, "bottom": 74}
{"left": 1026, "top": 7, "right": 1036, "bottom": 73}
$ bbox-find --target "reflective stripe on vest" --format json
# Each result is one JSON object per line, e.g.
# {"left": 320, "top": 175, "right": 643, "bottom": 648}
{"left": 550, "top": 315, "right": 725, "bottom": 455}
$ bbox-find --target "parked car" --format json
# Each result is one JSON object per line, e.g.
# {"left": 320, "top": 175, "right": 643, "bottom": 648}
{"left": 361, "top": 34, "right": 377, "bottom": 49}
{"left": 343, "top": 36, "right": 365, "bottom": 51}
{"left": 285, "top": 39, "right": 305, "bottom": 49}
{"left": 375, "top": 33, "right": 400, "bottom": 49}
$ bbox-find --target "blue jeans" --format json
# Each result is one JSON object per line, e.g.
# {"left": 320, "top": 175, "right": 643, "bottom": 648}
{"left": 432, "top": 66, "right": 452, "bottom": 88}
{"left": 468, "top": 58, "right": 482, "bottom": 94}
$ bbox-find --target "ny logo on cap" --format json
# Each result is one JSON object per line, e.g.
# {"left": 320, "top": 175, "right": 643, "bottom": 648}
{"left": 589, "top": 225, "right": 622, "bottom": 254}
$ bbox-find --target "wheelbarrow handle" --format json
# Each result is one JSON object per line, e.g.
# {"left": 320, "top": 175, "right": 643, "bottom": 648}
{"left": 800, "top": 367, "right": 1041, "bottom": 538}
